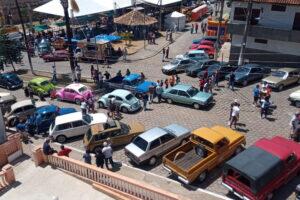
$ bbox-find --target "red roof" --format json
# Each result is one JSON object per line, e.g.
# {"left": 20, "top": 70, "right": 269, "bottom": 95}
{"left": 236, "top": 0, "right": 300, "bottom": 5}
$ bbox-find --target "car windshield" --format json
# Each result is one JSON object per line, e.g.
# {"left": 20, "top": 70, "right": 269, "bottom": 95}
{"left": 235, "top": 67, "right": 250, "bottom": 74}
{"left": 125, "top": 94, "right": 134, "bottom": 101}
{"left": 120, "top": 122, "right": 130, "bottom": 135}
{"left": 170, "top": 59, "right": 180, "bottom": 65}
{"left": 187, "top": 87, "right": 199, "bottom": 97}
{"left": 7, "top": 74, "right": 20, "bottom": 82}
{"left": 40, "top": 80, "right": 50, "bottom": 86}
{"left": 78, "top": 86, "right": 88, "bottom": 93}
{"left": 50, "top": 123, "right": 54, "bottom": 131}
{"left": 271, "top": 71, "right": 286, "bottom": 78}
{"left": 132, "top": 136, "right": 148, "bottom": 151}
{"left": 85, "top": 129, "right": 93, "bottom": 142}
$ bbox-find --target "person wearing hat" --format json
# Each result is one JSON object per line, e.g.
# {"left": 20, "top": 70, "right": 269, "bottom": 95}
{"left": 228, "top": 99, "right": 240, "bottom": 125}
{"left": 102, "top": 142, "right": 114, "bottom": 169}
{"left": 43, "top": 138, "right": 57, "bottom": 155}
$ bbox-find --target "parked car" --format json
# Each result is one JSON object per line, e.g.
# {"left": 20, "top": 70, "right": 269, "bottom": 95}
{"left": 192, "top": 36, "right": 219, "bottom": 46}
{"left": 27, "top": 77, "right": 55, "bottom": 98}
{"left": 186, "top": 60, "right": 220, "bottom": 77}
{"left": 84, "top": 120, "right": 145, "bottom": 153}
{"left": 162, "top": 58, "right": 197, "bottom": 75}
{"left": 195, "top": 45, "right": 215, "bottom": 58}
{"left": 98, "top": 89, "right": 141, "bottom": 113}
{"left": 42, "top": 50, "right": 69, "bottom": 62}
{"left": 176, "top": 50, "right": 209, "bottom": 62}
{"left": 189, "top": 40, "right": 214, "bottom": 50}
{"left": 163, "top": 126, "right": 245, "bottom": 184}
{"left": 4, "top": 99, "right": 49, "bottom": 127}
{"left": 197, "top": 63, "right": 237, "bottom": 79}
{"left": 296, "top": 184, "right": 300, "bottom": 200}
{"left": 56, "top": 83, "right": 93, "bottom": 105}
{"left": 222, "top": 136, "right": 300, "bottom": 200}
{"left": 104, "top": 73, "right": 157, "bottom": 95}
{"left": 0, "top": 93, "right": 16, "bottom": 114}
{"left": 18, "top": 105, "right": 76, "bottom": 135}
{"left": 289, "top": 90, "right": 300, "bottom": 107}
{"left": 125, "top": 124, "right": 190, "bottom": 166}
{"left": 49, "top": 112, "right": 108, "bottom": 143}
{"left": 0, "top": 72, "right": 23, "bottom": 90}
{"left": 38, "top": 38, "right": 51, "bottom": 57}
{"left": 226, "top": 64, "right": 271, "bottom": 86}
{"left": 262, "top": 68, "right": 300, "bottom": 91}
{"left": 162, "top": 84, "right": 213, "bottom": 109}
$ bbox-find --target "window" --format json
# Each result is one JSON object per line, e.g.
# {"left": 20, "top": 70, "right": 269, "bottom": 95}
{"left": 94, "top": 132, "right": 108, "bottom": 141}
{"left": 160, "top": 134, "right": 175, "bottom": 144}
{"left": 23, "top": 105, "right": 35, "bottom": 111}
{"left": 271, "top": 5, "right": 286, "bottom": 12}
{"left": 178, "top": 90, "right": 189, "bottom": 98}
{"left": 57, "top": 123, "right": 72, "bottom": 131}
{"left": 169, "top": 89, "right": 178, "bottom": 95}
{"left": 215, "top": 138, "right": 228, "bottom": 149}
{"left": 110, "top": 130, "right": 122, "bottom": 137}
{"left": 72, "top": 120, "right": 84, "bottom": 128}
{"left": 254, "top": 38, "right": 268, "bottom": 44}
{"left": 293, "top": 13, "right": 300, "bottom": 30}
{"left": 133, "top": 136, "right": 148, "bottom": 151}
{"left": 13, "top": 107, "right": 23, "bottom": 114}
{"left": 116, "top": 96, "right": 123, "bottom": 101}
{"left": 149, "top": 139, "right": 161, "bottom": 150}
{"left": 181, "top": 60, "right": 189, "bottom": 65}
{"left": 234, "top": 7, "right": 260, "bottom": 21}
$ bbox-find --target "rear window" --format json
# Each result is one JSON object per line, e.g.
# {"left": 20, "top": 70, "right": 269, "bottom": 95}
{"left": 57, "top": 123, "right": 72, "bottom": 131}
{"left": 227, "top": 169, "right": 251, "bottom": 188}
{"left": 192, "top": 135, "right": 214, "bottom": 149}
{"left": 133, "top": 136, "right": 148, "bottom": 151}
{"left": 125, "top": 94, "right": 134, "bottom": 101}
{"left": 78, "top": 86, "right": 88, "bottom": 93}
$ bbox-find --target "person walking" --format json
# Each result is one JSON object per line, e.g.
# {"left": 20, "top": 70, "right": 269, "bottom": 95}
{"left": 162, "top": 48, "right": 166, "bottom": 62}
{"left": 83, "top": 150, "right": 92, "bottom": 164}
{"left": 57, "top": 145, "right": 72, "bottom": 157}
{"left": 166, "top": 47, "right": 169, "bottom": 59}
{"left": 204, "top": 80, "right": 209, "bottom": 93}
{"left": 191, "top": 24, "right": 194, "bottom": 34}
{"left": 149, "top": 83, "right": 155, "bottom": 104}
{"left": 199, "top": 78, "right": 205, "bottom": 91}
{"left": 104, "top": 71, "right": 111, "bottom": 80}
{"left": 253, "top": 84, "right": 260, "bottom": 106}
{"left": 75, "top": 65, "right": 81, "bottom": 82}
{"left": 52, "top": 65, "right": 57, "bottom": 83}
{"left": 228, "top": 99, "right": 240, "bottom": 125}
{"left": 208, "top": 79, "right": 213, "bottom": 94}
{"left": 230, "top": 103, "right": 240, "bottom": 129}
{"left": 95, "top": 149, "right": 105, "bottom": 168}
{"left": 229, "top": 72, "right": 235, "bottom": 91}
{"left": 90, "top": 65, "right": 94, "bottom": 81}
{"left": 156, "top": 83, "right": 163, "bottom": 103}
{"left": 260, "top": 96, "right": 270, "bottom": 119}
{"left": 142, "top": 93, "right": 149, "bottom": 111}
{"left": 81, "top": 101, "right": 87, "bottom": 115}
{"left": 102, "top": 142, "right": 114, "bottom": 169}
{"left": 123, "top": 47, "right": 127, "bottom": 61}
{"left": 175, "top": 74, "right": 180, "bottom": 84}
{"left": 195, "top": 23, "right": 199, "bottom": 34}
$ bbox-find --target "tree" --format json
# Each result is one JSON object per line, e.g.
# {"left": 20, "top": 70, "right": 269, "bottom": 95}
{"left": 0, "top": 30, "right": 23, "bottom": 71}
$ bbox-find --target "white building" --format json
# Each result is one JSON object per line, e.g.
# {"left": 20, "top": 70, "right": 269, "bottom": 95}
{"left": 228, "top": 0, "right": 300, "bottom": 67}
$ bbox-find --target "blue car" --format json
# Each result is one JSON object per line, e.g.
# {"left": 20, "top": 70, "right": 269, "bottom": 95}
{"left": 16, "top": 105, "right": 76, "bottom": 135}
{"left": 0, "top": 73, "right": 23, "bottom": 90}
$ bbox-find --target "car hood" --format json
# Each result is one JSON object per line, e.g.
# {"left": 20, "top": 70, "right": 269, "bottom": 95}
{"left": 125, "top": 143, "right": 145, "bottom": 158}
{"left": 290, "top": 90, "right": 300, "bottom": 100}
{"left": 163, "top": 64, "right": 176, "bottom": 70}
{"left": 136, "top": 81, "right": 156, "bottom": 93}
{"left": 192, "top": 92, "right": 213, "bottom": 102}
{"left": 234, "top": 73, "right": 247, "bottom": 81}
{"left": 262, "top": 76, "right": 283, "bottom": 84}
{"left": 164, "top": 124, "right": 190, "bottom": 137}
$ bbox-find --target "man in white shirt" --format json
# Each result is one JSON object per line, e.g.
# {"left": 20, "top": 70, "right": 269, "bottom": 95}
{"left": 102, "top": 142, "right": 114, "bottom": 169}
{"left": 230, "top": 104, "right": 240, "bottom": 129}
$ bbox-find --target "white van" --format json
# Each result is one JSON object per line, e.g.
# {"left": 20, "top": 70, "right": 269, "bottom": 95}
{"left": 49, "top": 112, "right": 108, "bottom": 143}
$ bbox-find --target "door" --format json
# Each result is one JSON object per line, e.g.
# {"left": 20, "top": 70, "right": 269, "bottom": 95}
{"left": 166, "top": 89, "right": 178, "bottom": 101}
{"left": 293, "top": 13, "right": 300, "bottom": 31}
{"left": 64, "top": 89, "right": 77, "bottom": 101}
{"left": 146, "top": 138, "right": 161, "bottom": 160}
{"left": 177, "top": 90, "right": 191, "bottom": 104}
{"left": 110, "top": 128, "right": 129, "bottom": 146}
{"left": 71, "top": 120, "right": 88, "bottom": 137}
{"left": 160, "top": 133, "right": 176, "bottom": 154}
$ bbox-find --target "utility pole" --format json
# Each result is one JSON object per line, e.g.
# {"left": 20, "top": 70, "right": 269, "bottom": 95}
{"left": 15, "top": 0, "right": 35, "bottom": 74}
{"left": 238, "top": 0, "right": 253, "bottom": 66}
{"left": 159, "top": 0, "right": 162, "bottom": 30}
{"left": 215, "top": 0, "right": 225, "bottom": 60}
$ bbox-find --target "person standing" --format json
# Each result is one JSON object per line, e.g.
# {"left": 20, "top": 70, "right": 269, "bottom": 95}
{"left": 126, "top": 68, "right": 131, "bottom": 76}
{"left": 175, "top": 74, "right": 180, "bottom": 84}
{"left": 169, "top": 75, "right": 175, "bottom": 87}
{"left": 83, "top": 150, "right": 92, "bottom": 164}
{"left": 52, "top": 65, "right": 57, "bottom": 83}
{"left": 203, "top": 69, "right": 208, "bottom": 80}
{"left": 230, "top": 103, "right": 240, "bottom": 129}
{"left": 191, "top": 24, "right": 194, "bottom": 34}
{"left": 95, "top": 150, "right": 105, "bottom": 168}
{"left": 57, "top": 145, "right": 72, "bottom": 157}
{"left": 156, "top": 83, "right": 163, "bottom": 103}
{"left": 98, "top": 72, "right": 103, "bottom": 88}
{"left": 81, "top": 101, "right": 87, "bottom": 115}
{"left": 199, "top": 78, "right": 205, "bottom": 91}
{"left": 195, "top": 23, "right": 199, "bottom": 34}
{"left": 142, "top": 93, "right": 149, "bottom": 111}
{"left": 164, "top": 78, "right": 169, "bottom": 89}
{"left": 141, "top": 72, "right": 146, "bottom": 81}
{"left": 149, "top": 83, "right": 155, "bottom": 104}
{"left": 75, "top": 65, "right": 81, "bottom": 82}
{"left": 104, "top": 71, "right": 111, "bottom": 80}
{"left": 253, "top": 84, "right": 260, "bottom": 106}
{"left": 215, "top": 70, "right": 220, "bottom": 87}
{"left": 260, "top": 96, "right": 270, "bottom": 119}
{"left": 102, "top": 142, "right": 114, "bottom": 169}
{"left": 123, "top": 47, "right": 127, "bottom": 61}
{"left": 166, "top": 47, "right": 169, "bottom": 59}
{"left": 43, "top": 138, "right": 57, "bottom": 155}
{"left": 229, "top": 72, "right": 235, "bottom": 91}
{"left": 162, "top": 48, "right": 166, "bottom": 62}
{"left": 90, "top": 65, "right": 94, "bottom": 81}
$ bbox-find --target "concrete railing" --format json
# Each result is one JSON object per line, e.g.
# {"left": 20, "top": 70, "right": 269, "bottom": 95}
{"left": 0, "top": 134, "right": 23, "bottom": 167}
{"left": 32, "top": 147, "right": 182, "bottom": 200}
{"left": 0, "top": 164, "right": 16, "bottom": 191}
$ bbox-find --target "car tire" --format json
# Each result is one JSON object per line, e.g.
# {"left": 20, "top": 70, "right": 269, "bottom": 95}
{"left": 198, "top": 171, "right": 207, "bottom": 183}
{"left": 278, "top": 84, "right": 284, "bottom": 91}
{"left": 56, "top": 135, "right": 67, "bottom": 143}
{"left": 148, "top": 156, "right": 157, "bottom": 166}
{"left": 98, "top": 102, "right": 105, "bottom": 108}
{"left": 235, "top": 145, "right": 244, "bottom": 155}
{"left": 193, "top": 103, "right": 200, "bottom": 110}
{"left": 242, "top": 80, "right": 248, "bottom": 86}
{"left": 167, "top": 98, "right": 173, "bottom": 104}
{"left": 121, "top": 107, "right": 129, "bottom": 113}
{"left": 93, "top": 146, "right": 102, "bottom": 154}
{"left": 75, "top": 99, "right": 81, "bottom": 105}
{"left": 295, "top": 101, "right": 300, "bottom": 108}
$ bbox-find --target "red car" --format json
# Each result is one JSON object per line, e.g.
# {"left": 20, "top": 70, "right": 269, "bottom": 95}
{"left": 196, "top": 45, "right": 215, "bottom": 58}
{"left": 222, "top": 136, "right": 300, "bottom": 200}
{"left": 42, "top": 50, "right": 69, "bottom": 62}
{"left": 190, "top": 40, "right": 214, "bottom": 50}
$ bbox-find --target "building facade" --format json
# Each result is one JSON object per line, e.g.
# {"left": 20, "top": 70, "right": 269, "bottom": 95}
{"left": 228, "top": 0, "right": 300, "bottom": 67}
{"left": 0, "top": 0, "right": 49, "bottom": 25}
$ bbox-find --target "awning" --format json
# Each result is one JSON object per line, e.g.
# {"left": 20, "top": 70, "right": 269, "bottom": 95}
{"left": 142, "top": 0, "right": 182, "bottom": 6}
{"left": 114, "top": 10, "right": 158, "bottom": 26}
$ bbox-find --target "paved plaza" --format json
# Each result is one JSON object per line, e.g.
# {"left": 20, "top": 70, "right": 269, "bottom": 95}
{"left": 1, "top": 27, "right": 299, "bottom": 199}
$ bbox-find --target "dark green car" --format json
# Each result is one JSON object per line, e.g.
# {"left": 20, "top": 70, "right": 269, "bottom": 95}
{"left": 27, "top": 77, "right": 55, "bottom": 98}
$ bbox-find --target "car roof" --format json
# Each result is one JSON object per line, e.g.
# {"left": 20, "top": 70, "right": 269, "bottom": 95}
{"left": 276, "top": 68, "right": 300, "bottom": 73}
{"left": 198, "top": 45, "right": 213, "bottom": 49}
{"left": 11, "top": 100, "right": 49, "bottom": 110}
{"left": 188, "top": 50, "right": 205, "bottom": 54}
{"left": 123, "top": 73, "right": 140, "bottom": 82}
{"left": 36, "top": 105, "right": 58, "bottom": 114}
{"left": 170, "top": 84, "right": 192, "bottom": 91}
{"left": 30, "top": 77, "right": 49, "bottom": 84}
{"left": 110, "top": 89, "right": 131, "bottom": 97}
{"left": 138, "top": 127, "right": 168, "bottom": 142}
{"left": 193, "top": 127, "right": 224, "bottom": 144}
{"left": 65, "top": 83, "right": 87, "bottom": 91}
{"left": 54, "top": 112, "right": 107, "bottom": 125}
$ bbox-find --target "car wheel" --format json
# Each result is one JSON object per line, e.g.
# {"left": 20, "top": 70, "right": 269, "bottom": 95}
{"left": 193, "top": 103, "right": 200, "bottom": 110}
{"left": 167, "top": 98, "right": 173, "bottom": 104}
{"left": 56, "top": 135, "right": 67, "bottom": 143}
{"left": 242, "top": 80, "right": 248, "bottom": 86}
{"left": 235, "top": 145, "right": 244, "bottom": 155}
{"left": 278, "top": 84, "right": 284, "bottom": 91}
{"left": 148, "top": 156, "right": 157, "bottom": 166}
{"left": 93, "top": 146, "right": 102, "bottom": 154}
{"left": 121, "top": 107, "right": 129, "bottom": 113}
{"left": 75, "top": 99, "right": 81, "bottom": 105}
{"left": 9, "top": 117, "right": 19, "bottom": 127}
{"left": 198, "top": 171, "right": 207, "bottom": 183}
{"left": 98, "top": 101, "right": 105, "bottom": 108}
{"left": 295, "top": 101, "right": 300, "bottom": 108}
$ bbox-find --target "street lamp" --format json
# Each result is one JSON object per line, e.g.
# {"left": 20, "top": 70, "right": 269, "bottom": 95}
{"left": 60, "top": 0, "right": 76, "bottom": 80}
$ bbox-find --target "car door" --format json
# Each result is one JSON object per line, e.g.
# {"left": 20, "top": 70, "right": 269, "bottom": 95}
{"left": 178, "top": 60, "right": 189, "bottom": 72}
{"left": 165, "top": 89, "right": 178, "bottom": 102}
{"left": 115, "top": 96, "right": 123, "bottom": 107}
{"left": 55, "top": 122, "right": 72, "bottom": 138}
{"left": 287, "top": 71, "right": 298, "bottom": 85}
{"left": 92, "top": 131, "right": 110, "bottom": 148}
{"left": 160, "top": 133, "right": 176, "bottom": 154}
{"left": 146, "top": 138, "right": 162, "bottom": 159}
{"left": 38, "top": 112, "right": 56, "bottom": 132}
{"left": 110, "top": 128, "right": 130, "bottom": 146}
{"left": 177, "top": 90, "right": 191, "bottom": 105}
{"left": 215, "top": 138, "right": 231, "bottom": 164}
{"left": 71, "top": 120, "right": 88, "bottom": 137}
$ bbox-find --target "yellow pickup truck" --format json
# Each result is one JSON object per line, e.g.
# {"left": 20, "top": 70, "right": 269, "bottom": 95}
{"left": 162, "top": 126, "right": 245, "bottom": 184}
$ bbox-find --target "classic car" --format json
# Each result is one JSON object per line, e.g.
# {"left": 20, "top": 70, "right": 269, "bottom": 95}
{"left": 163, "top": 126, "right": 245, "bottom": 184}
{"left": 0, "top": 72, "right": 23, "bottom": 90}
{"left": 289, "top": 89, "right": 300, "bottom": 107}
{"left": 125, "top": 124, "right": 190, "bottom": 166}
{"left": 162, "top": 84, "right": 213, "bottom": 109}
{"left": 16, "top": 105, "right": 76, "bottom": 135}
{"left": 262, "top": 68, "right": 300, "bottom": 91}
{"left": 176, "top": 50, "right": 209, "bottom": 62}
{"left": 186, "top": 60, "right": 220, "bottom": 77}
{"left": 98, "top": 89, "right": 141, "bottom": 113}
{"left": 162, "top": 58, "right": 197, "bottom": 75}
{"left": 56, "top": 83, "right": 93, "bottom": 105}
{"left": 4, "top": 99, "right": 49, "bottom": 127}
{"left": 0, "top": 93, "right": 16, "bottom": 114}
{"left": 42, "top": 50, "right": 69, "bottom": 62}
{"left": 197, "top": 63, "right": 237, "bottom": 79}
{"left": 49, "top": 112, "right": 108, "bottom": 143}
{"left": 222, "top": 136, "right": 300, "bottom": 200}
{"left": 192, "top": 36, "right": 218, "bottom": 46}
{"left": 189, "top": 40, "right": 214, "bottom": 50}
{"left": 195, "top": 45, "right": 215, "bottom": 59}
{"left": 27, "top": 77, "right": 55, "bottom": 98}
{"left": 226, "top": 64, "right": 271, "bottom": 86}
{"left": 84, "top": 120, "right": 145, "bottom": 153}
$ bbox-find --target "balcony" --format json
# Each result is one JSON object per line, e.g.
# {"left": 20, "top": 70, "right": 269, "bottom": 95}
{"left": 228, "top": 22, "right": 300, "bottom": 43}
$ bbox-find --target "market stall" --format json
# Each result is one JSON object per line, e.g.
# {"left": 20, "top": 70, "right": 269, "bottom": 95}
{"left": 164, "top": 11, "right": 186, "bottom": 31}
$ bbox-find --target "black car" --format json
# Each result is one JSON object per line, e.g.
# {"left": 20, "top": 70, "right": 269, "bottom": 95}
{"left": 0, "top": 72, "right": 23, "bottom": 90}
{"left": 186, "top": 60, "right": 220, "bottom": 77}
{"left": 225, "top": 64, "right": 271, "bottom": 86}
{"left": 197, "top": 63, "right": 237, "bottom": 80}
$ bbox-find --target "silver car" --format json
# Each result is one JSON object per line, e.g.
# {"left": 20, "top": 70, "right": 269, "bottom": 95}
{"left": 125, "top": 124, "right": 190, "bottom": 166}
{"left": 162, "top": 58, "right": 197, "bottom": 75}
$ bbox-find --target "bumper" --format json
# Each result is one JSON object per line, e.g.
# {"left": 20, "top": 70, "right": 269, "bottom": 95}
{"left": 221, "top": 182, "right": 251, "bottom": 200}
{"left": 125, "top": 151, "right": 142, "bottom": 165}
{"left": 163, "top": 165, "right": 190, "bottom": 185}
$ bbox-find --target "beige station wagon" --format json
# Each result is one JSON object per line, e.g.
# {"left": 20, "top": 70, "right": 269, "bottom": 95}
{"left": 262, "top": 68, "right": 300, "bottom": 91}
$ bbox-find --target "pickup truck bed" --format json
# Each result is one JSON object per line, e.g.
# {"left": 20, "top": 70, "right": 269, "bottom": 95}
{"left": 174, "top": 149, "right": 203, "bottom": 171}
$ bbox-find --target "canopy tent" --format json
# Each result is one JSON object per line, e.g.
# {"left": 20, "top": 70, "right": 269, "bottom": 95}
{"left": 142, "top": 0, "right": 182, "bottom": 6}
{"left": 114, "top": 10, "right": 157, "bottom": 26}
{"left": 33, "top": 0, "right": 133, "bottom": 17}
{"left": 164, "top": 11, "right": 186, "bottom": 31}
